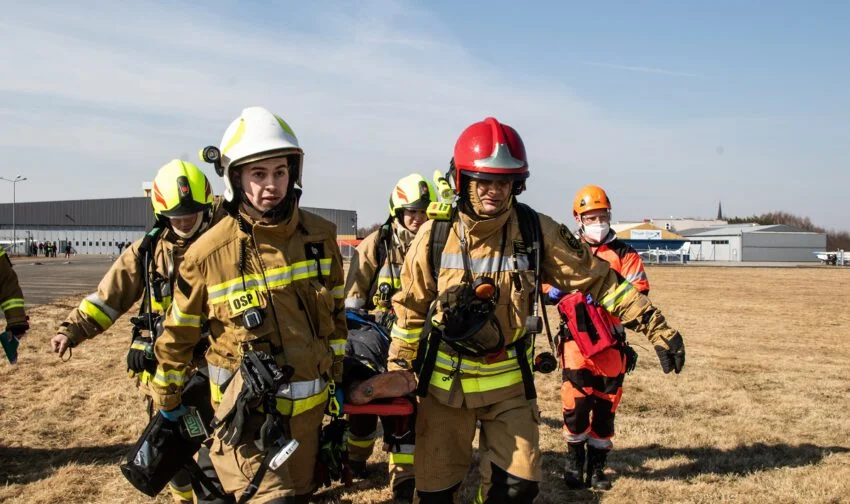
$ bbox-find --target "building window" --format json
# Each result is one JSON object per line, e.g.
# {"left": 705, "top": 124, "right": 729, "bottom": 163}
{"left": 711, "top": 240, "right": 729, "bottom": 245}
{"left": 95, "top": 242, "right": 99, "bottom": 246}
{"left": 109, "top": 241, "right": 113, "bottom": 246}
{"left": 89, "top": 242, "right": 92, "bottom": 246}
{"left": 75, "top": 241, "right": 79, "bottom": 246}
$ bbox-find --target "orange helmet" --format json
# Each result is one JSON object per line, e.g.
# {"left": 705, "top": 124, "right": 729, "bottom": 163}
{"left": 573, "top": 185, "right": 611, "bottom": 216}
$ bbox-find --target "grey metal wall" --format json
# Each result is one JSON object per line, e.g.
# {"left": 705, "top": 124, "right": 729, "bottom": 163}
{"left": 0, "top": 197, "right": 152, "bottom": 228}
{"left": 302, "top": 207, "right": 358, "bottom": 239}
{"left": 0, "top": 197, "right": 357, "bottom": 254}
{"left": 742, "top": 232, "right": 826, "bottom": 262}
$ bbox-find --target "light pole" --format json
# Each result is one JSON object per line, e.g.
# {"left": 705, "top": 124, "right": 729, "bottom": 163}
{"left": 0, "top": 176, "right": 27, "bottom": 255}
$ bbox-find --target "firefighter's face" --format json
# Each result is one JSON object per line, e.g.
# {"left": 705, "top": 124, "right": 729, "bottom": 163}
{"left": 475, "top": 179, "right": 512, "bottom": 215}
{"left": 170, "top": 213, "right": 201, "bottom": 234}
{"left": 402, "top": 209, "right": 428, "bottom": 232}
{"left": 240, "top": 158, "right": 289, "bottom": 212}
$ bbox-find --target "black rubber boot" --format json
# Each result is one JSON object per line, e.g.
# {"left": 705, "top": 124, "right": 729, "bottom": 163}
{"left": 392, "top": 479, "right": 415, "bottom": 503}
{"left": 586, "top": 446, "right": 612, "bottom": 490}
{"left": 563, "top": 442, "right": 586, "bottom": 489}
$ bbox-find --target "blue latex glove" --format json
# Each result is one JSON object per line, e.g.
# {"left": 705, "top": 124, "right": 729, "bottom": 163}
{"left": 160, "top": 404, "right": 189, "bottom": 422}
{"left": 547, "top": 287, "right": 565, "bottom": 303}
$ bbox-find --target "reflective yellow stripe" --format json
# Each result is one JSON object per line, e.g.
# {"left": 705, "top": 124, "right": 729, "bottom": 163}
{"left": 172, "top": 302, "right": 201, "bottom": 327}
{"left": 209, "top": 259, "right": 332, "bottom": 304}
{"left": 331, "top": 284, "right": 345, "bottom": 299}
{"left": 150, "top": 295, "right": 172, "bottom": 312}
{"left": 348, "top": 437, "right": 377, "bottom": 448}
{"left": 391, "top": 325, "right": 423, "bottom": 343}
{"left": 152, "top": 368, "right": 186, "bottom": 387}
{"left": 79, "top": 298, "right": 113, "bottom": 330}
{"left": 221, "top": 118, "right": 246, "bottom": 156}
{"left": 137, "top": 370, "right": 153, "bottom": 384}
{"left": 210, "top": 381, "right": 224, "bottom": 403}
{"left": 429, "top": 368, "right": 524, "bottom": 393}
{"left": 329, "top": 339, "right": 346, "bottom": 356}
{"left": 0, "top": 249, "right": 5, "bottom": 258}
{"left": 1, "top": 298, "right": 24, "bottom": 311}
{"left": 475, "top": 485, "right": 485, "bottom": 504}
{"left": 130, "top": 341, "right": 150, "bottom": 351}
{"left": 389, "top": 453, "right": 414, "bottom": 465}
{"left": 168, "top": 482, "right": 194, "bottom": 500}
{"left": 376, "top": 277, "right": 402, "bottom": 289}
{"left": 275, "top": 383, "right": 329, "bottom": 416}
{"left": 601, "top": 281, "right": 633, "bottom": 310}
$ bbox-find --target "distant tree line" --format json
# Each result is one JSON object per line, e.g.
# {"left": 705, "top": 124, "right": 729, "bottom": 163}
{"left": 727, "top": 211, "right": 850, "bottom": 250}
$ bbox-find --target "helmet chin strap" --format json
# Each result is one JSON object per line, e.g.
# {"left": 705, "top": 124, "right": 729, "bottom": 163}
{"left": 171, "top": 214, "right": 204, "bottom": 239}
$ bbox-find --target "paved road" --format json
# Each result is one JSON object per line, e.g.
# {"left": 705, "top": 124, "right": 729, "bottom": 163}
{"left": 11, "top": 255, "right": 115, "bottom": 308}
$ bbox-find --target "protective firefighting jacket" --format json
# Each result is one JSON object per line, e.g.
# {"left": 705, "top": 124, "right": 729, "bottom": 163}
{"left": 388, "top": 205, "right": 678, "bottom": 409}
{"left": 58, "top": 230, "right": 188, "bottom": 345}
{"left": 151, "top": 205, "right": 348, "bottom": 414}
{"left": 0, "top": 249, "right": 26, "bottom": 327}
{"left": 585, "top": 230, "right": 649, "bottom": 294}
{"left": 344, "top": 220, "right": 414, "bottom": 312}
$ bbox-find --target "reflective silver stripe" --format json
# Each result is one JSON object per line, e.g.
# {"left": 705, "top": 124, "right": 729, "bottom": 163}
{"left": 377, "top": 264, "right": 401, "bottom": 280}
{"left": 440, "top": 253, "right": 530, "bottom": 273}
{"left": 389, "top": 443, "right": 415, "bottom": 454}
{"left": 625, "top": 271, "right": 648, "bottom": 283}
{"left": 84, "top": 293, "right": 120, "bottom": 321}
{"left": 276, "top": 377, "right": 327, "bottom": 400}
{"left": 172, "top": 302, "right": 201, "bottom": 327}
{"left": 208, "top": 364, "right": 233, "bottom": 387}
{"left": 434, "top": 355, "right": 521, "bottom": 375}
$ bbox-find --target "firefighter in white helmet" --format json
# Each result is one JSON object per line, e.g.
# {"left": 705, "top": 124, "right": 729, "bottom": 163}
{"left": 150, "top": 107, "right": 348, "bottom": 503}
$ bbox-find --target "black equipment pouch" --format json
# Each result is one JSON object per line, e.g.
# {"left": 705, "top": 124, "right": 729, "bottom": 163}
{"left": 120, "top": 408, "right": 207, "bottom": 497}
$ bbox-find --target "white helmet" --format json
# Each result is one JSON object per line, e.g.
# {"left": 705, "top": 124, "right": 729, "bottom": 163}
{"left": 218, "top": 106, "right": 304, "bottom": 202}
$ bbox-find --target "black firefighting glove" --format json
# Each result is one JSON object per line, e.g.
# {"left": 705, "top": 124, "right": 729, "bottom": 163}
{"left": 127, "top": 337, "right": 157, "bottom": 375}
{"left": 654, "top": 332, "right": 685, "bottom": 374}
{"left": 7, "top": 319, "right": 29, "bottom": 337}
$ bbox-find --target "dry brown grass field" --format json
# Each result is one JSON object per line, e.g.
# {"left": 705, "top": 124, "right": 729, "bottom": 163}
{"left": 2, "top": 266, "right": 849, "bottom": 503}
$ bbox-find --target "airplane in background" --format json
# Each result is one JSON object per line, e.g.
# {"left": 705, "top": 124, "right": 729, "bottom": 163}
{"left": 639, "top": 241, "right": 691, "bottom": 264}
{"left": 814, "top": 250, "right": 848, "bottom": 265}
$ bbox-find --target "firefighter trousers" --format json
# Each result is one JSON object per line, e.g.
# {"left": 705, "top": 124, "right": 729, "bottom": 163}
{"left": 348, "top": 412, "right": 415, "bottom": 489}
{"left": 560, "top": 341, "right": 625, "bottom": 449}
{"left": 414, "top": 393, "right": 541, "bottom": 501}
{"left": 208, "top": 402, "right": 325, "bottom": 502}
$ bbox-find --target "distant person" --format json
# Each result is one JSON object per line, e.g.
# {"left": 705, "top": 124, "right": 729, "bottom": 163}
{"left": 30, "top": 243, "right": 37, "bottom": 256}
{"left": 117, "top": 241, "right": 125, "bottom": 254}
{"left": 64, "top": 244, "right": 72, "bottom": 258}
{"left": 52, "top": 241, "right": 58, "bottom": 258}
{"left": 38, "top": 242, "right": 44, "bottom": 256}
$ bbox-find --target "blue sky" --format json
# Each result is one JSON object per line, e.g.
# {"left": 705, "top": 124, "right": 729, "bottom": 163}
{"left": 1, "top": 1, "right": 848, "bottom": 231}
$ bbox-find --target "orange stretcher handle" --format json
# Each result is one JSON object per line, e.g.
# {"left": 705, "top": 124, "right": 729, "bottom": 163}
{"left": 343, "top": 397, "right": 414, "bottom": 416}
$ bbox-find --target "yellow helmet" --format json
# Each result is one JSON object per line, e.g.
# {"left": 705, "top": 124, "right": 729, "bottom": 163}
{"left": 388, "top": 173, "right": 437, "bottom": 220}
{"left": 151, "top": 160, "right": 214, "bottom": 219}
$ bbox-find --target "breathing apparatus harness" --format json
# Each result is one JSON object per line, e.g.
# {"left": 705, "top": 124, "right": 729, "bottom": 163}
{"left": 413, "top": 170, "right": 559, "bottom": 400}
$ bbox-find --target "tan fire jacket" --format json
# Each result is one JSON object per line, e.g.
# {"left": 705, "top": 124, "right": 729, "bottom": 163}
{"left": 344, "top": 220, "right": 412, "bottom": 312}
{"left": 58, "top": 231, "right": 188, "bottom": 345}
{"left": 0, "top": 249, "right": 27, "bottom": 327}
{"left": 388, "top": 205, "right": 679, "bottom": 409}
{"left": 151, "top": 205, "right": 348, "bottom": 413}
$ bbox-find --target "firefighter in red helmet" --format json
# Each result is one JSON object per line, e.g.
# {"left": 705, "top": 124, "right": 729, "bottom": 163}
{"left": 388, "top": 117, "right": 685, "bottom": 502}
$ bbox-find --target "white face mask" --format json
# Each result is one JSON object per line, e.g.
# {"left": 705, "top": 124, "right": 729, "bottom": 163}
{"left": 171, "top": 214, "right": 204, "bottom": 239}
{"left": 583, "top": 223, "right": 610, "bottom": 243}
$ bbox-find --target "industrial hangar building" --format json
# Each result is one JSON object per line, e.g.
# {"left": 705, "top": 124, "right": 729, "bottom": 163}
{"left": 0, "top": 197, "right": 357, "bottom": 255}
{"left": 679, "top": 224, "right": 826, "bottom": 262}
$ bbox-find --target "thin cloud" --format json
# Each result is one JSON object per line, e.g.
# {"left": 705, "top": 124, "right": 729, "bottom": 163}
{"left": 582, "top": 60, "right": 707, "bottom": 78}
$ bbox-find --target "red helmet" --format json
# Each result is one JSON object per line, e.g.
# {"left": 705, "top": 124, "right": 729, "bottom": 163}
{"left": 452, "top": 117, "right": 529, "bottom": 193}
